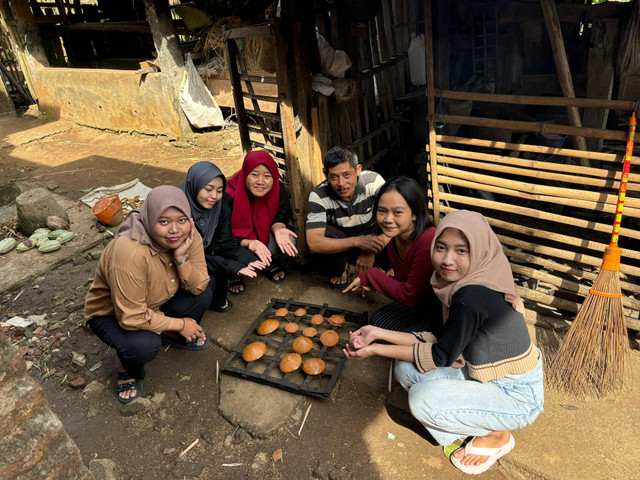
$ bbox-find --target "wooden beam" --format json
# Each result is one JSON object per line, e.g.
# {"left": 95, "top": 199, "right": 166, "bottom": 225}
{"left": 226, "top": 23, "right": 271, "bottom": 39}
{"left": 540, "top": 0, "right": 588, "bottom": 159}
{"left": 425, "top": 0, "right": 441, "bottom": 224}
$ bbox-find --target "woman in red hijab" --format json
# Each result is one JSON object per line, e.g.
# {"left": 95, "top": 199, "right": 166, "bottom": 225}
{"left": 226, "top": 150, "right": 297, "bottom": 293}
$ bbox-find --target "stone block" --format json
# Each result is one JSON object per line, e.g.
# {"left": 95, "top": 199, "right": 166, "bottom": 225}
{"left": 0, "top": 181, "right": 20, "bottom": 207}
{"left": 15, "top": 188, "right": 69, "bottom": 236}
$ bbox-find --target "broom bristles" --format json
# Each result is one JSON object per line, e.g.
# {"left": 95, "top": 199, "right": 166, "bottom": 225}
{"left": 548, "top": 269, "right": 629, "bottom": 397}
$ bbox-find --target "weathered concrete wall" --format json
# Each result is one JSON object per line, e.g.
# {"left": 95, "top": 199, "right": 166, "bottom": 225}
{"left": 32, "top": 67, "right": 182, "bottom": 137}
{"left": 0, "top": 329, "right": 94, "bottom": 480}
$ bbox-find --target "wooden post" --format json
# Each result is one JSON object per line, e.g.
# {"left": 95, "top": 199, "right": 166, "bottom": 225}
{"left": 583, "top": 18, "right": 619, "bottom": 153}
{"left": 142, "top": 0, "right": 191, "bottom": 136}
{"left": 273, "top": 17, "right": 308, "bottom": 260}
{"left": 424, "top": 0, "right": 441, "bottom": 224}
{"left": 540, "top": 0, "right": 589, "bottom": 161}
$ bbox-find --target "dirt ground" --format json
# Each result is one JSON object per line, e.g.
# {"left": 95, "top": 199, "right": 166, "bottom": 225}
{"left": 2, "top": 111, "right": 640, "bottom": 480}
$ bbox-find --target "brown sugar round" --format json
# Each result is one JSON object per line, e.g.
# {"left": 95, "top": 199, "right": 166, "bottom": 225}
{"left": 291, "top": 336, "right": 313, "bottom": 354}
{"left": 302, "top": 327, "right": 318, "bottom": 337}
{"left": 284, "top": 322, "right": 299, "bottom": 333}
{"left": 327, "top": 314, "right": 346, "bottom": 327}
{"left": 275, "top": 308, "right": 289, "bottom": 317}
{"left": 294, "top": 308, "right": 307, "bottom": 317}
{"left": 310, "top": 314, "right": 324, "bottom": 325}
{"left": 303, "top": 358, "right": 326, "bottom": 375}
{"left": 242, "top": 342, "right": 267, "bottom": 362}
{"left": 320, "top": 330, "right": 340, "bottom": 347}
{"left": 279, "top": 353, "right": 302, "bottom": 373}
{"left": 257, "top": 319, "right": 279, "bottom": 335}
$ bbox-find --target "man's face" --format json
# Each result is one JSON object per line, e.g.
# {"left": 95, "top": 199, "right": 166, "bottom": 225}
{"left": 325, "top": 162, "right": 362, "bottom": 202}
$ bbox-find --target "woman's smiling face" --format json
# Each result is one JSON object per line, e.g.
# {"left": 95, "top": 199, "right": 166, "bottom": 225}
{"left": 196, "top": 176, "right": 224, "bottom": 209}
{"left": 432, "top": 227, "right": 470, "bottom": 282}
{"left": 152, "top": 207, "right": 191, "bottom": 250}
{"left": 245, "top": 164, "right": 274, "bottom": 198}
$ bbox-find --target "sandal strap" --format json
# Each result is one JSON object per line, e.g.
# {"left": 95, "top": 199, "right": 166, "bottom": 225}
{"left": 465, "top": 435, "right": 515, "bottom": 456}
{"left": 117, "top": 380, "right": 138, "bottom": 393}
{"left": 118, "top": 371, "right": 133, "bottom": 381}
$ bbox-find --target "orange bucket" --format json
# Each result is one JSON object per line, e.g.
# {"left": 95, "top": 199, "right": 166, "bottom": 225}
{"left": 91, "top": 194, "right": 124, "bottom": 226}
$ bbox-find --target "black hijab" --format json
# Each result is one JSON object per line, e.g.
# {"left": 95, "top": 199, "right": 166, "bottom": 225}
{"left": 180, "top": 161, "right": 226, "bottom": 250}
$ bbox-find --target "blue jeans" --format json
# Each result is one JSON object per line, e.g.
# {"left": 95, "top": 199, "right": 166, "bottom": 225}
{"left": 394, "top": 349, "right": 544, "bottom": 446}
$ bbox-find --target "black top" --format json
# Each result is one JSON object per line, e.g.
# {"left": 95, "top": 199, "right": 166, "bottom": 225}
{"left": 205, "top": 193, "right": 258, "bottom": 275}
{"left": 431, "top": 285, "right": 532, "bottom": 368}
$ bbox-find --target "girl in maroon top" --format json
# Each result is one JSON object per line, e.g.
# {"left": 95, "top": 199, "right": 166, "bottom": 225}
{"left": 343, "top": 177, "right": 442, "bottom": 333}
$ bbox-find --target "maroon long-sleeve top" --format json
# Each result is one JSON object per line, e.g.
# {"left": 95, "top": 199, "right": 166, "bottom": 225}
{"left": 358, "top": 227, "right": 436, "bottom": 308}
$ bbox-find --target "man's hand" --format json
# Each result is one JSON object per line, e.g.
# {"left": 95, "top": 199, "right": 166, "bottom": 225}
{"left": 357, "top": 234, "right": 388, "bottom": 253}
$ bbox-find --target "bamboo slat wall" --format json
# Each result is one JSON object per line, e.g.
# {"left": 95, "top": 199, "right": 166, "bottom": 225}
{"left": 313, "top": 0, "right": 414, "bottom": 168}
{"left": 426, "top": 91, "right": 640, "bottom": 331}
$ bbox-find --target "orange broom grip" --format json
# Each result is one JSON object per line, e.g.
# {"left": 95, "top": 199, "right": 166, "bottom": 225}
{"left": 611, "top": 112, "right": 637, "bottom": 246}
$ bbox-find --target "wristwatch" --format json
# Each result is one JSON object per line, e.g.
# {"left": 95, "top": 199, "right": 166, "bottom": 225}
{"left": 175, "top": 254, "right": 189, "bottom": 266}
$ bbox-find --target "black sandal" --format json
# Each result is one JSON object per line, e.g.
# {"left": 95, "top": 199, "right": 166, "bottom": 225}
{"left": 117, "top": 371, "right": 143, "bottom": 404}
{"left": 160, "top": 333, "right": 210, "bottom": 351}
{"left": 227, "top": 276, "right": 246, "bottom": 295}
{"left": 210, "top": 298, "right": 233, "bottom": 313}
{"left": 260, "top": 264, "right": 286, "bottom": 284}
{"left": 328, "top": 264, "right": 350, "bottom": 289}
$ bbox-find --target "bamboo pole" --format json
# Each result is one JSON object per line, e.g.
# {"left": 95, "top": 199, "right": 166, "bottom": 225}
{"left": 540, "top": 0, "right": 588, "bottom": 156}
{"left": 497, "top": 234, "right": 640, "bottom": 277}
{"left": 437, "top": 89, "right": 636, "bottom": 111}
{"left": 444, "top": 114, "right": 627, "bottom": 141}
{"left": 437, "top": 167, "right": 640, "bottom": 209}
{"left": 437, "top": 135, "right": 640, "bottom": 164}
{"left": 424, "top": 0, "right": 441, "bottom": 224}
{"left": 436, "top": 193, "right": 640, "bottom": 241}
{"left": 438, "top": 175, "right": 640, "bottom": 219}
{"left": 437, "top": 146, "right": 640, "bottom": 184}
{"left": 510, "top": 263, "right": 640, "bottom": 310}
{"left": 438, "top": 156, "right": 640, "bottom": 192}
{"left": 481, "top": 214, "right": 640, "bottom": 262}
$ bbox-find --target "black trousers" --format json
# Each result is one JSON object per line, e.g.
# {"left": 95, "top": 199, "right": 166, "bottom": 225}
{"left": 311, "top": 225, "right": 389, "bottom": 277}
{"left": 88, "top": 286, "right": 212, "bottom": 379}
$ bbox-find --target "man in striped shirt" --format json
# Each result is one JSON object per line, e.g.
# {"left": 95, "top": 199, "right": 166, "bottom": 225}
{"left": 306, "top": 147, "right": 388, "bottom": 287}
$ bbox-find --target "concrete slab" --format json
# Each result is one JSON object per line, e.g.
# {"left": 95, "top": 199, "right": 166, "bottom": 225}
{"left": 0, "top": 118, "right": 73, "bottom": 149}
{"left": 0, "top": 193, "right": 105, "bottom": 293}
{"left": 217, "top": 374, "right": 303, "bottom": 438}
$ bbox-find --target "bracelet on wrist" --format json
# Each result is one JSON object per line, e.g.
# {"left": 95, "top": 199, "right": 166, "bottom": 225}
{"left": 175, "top": 254, "right": 189, "bottom": 266}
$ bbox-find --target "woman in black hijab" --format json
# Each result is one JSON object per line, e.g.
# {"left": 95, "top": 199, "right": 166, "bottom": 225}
{"left": 180, "top": 161, "right": 264, "bottom": 312}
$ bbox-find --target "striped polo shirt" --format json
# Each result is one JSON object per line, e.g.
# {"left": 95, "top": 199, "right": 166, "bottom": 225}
{"left": 306, "top": 170, "right": 385, "bottom": 236}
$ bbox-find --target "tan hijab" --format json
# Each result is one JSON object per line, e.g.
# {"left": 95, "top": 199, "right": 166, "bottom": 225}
{"left": 115, "top": 185, "right": 191, "bottom": 253}
{"left": 430, "top": 210, "right": 525, "bottom": 321}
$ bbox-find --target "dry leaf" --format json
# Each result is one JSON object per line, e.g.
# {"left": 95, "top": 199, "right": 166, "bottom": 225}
{"left": 272, "top": 448, "right": 282, "bottom": 463}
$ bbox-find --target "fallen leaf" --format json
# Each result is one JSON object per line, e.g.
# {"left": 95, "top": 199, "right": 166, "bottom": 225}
{"left": 89, "top": 361, "right": 103, "bottom": 372}
{"left": 560, "top": 404, "right": 579, "bottom": 410}
{"left": 179, "top": 376, "right": 191, "bottom": 381}
{"left": 272, "top": 449, "right": 282, "bottom": 463}
{"left": 79, "top": 187, "right": 94, "bottom": 193}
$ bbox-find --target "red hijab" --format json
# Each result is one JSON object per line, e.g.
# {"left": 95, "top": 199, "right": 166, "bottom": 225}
{"left": 226, "top": 150, "right": 280, "bottom": 244}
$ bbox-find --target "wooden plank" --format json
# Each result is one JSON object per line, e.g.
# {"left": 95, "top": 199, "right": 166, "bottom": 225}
{"left": 226, "top": 23, "right": 272, "bottom": 39}
{"left": 241, "top": 92, "right": 280, "bottom": 103}
{"left": 436, "top": 192, "right": 640, "bottom": 242}
{"left": 347, "top": 119, "right": 394, "bottom": 150}
{"left": 250, "top": 140, "right": 284, "bottom": 154}
{"left": 224, "top": 34, "right": 250, "bottom": 154}
{"left": 437, "top": 146, "right": 640, "bottom": 184}
{"left": 436, "top": 135, "right": 640, "bottom": 164}
{"left": 353, "top": 53, "right": 407, "bottom": 79}
{"left": 583, "top": 18, "right": 619, "bottom": 152}
{"left": 540, "top": 0, "right": 588, "bottom": 157}
{"left": 238, "top": 74, "right": 278, "bottom": 84}
{"left": 203, "top": 76, "right": 278, "bottom": 113}
{"left": 432, "top": 89, "right": 636, "bottom": 112}
{"left": 444, "top": 114, "right": 628, "bottom": 141}
{"left": 425, "top": 0, "right": 440, "bottom": 224}
{"left": 247, "top": 126, "right": 283, "bottom": 139}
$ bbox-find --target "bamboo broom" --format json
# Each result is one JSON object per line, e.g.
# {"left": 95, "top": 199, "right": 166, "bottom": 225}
{"left": 548, "top": 112, "right": 636, "bottom": 397}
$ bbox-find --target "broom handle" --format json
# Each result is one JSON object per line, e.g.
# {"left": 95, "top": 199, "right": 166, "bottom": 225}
{"left": 611, "top": 112, "right": 637, "bottom": 245}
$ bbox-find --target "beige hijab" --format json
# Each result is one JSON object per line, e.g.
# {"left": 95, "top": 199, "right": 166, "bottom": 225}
{"left": 430, "top": 210, "right": 525, "bottom": 321}
{"left": 115, "top": 185, "right": 191, "bottom": 253}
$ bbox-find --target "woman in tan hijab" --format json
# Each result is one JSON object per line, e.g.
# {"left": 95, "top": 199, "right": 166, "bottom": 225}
{"left": 84, "top": 186, "right": 212, "bottom": 403}
{"left": 343, "top": 210, "right": 544, "bottom": 475}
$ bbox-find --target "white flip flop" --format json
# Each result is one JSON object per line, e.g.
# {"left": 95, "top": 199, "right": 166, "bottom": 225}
{"left": 450, "top": 433, "right": 515, "bottom": 475}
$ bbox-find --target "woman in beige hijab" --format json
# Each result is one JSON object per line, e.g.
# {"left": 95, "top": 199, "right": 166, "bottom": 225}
{"left": 344, "top": 210, "right": 544, "bottom": 475}
{"left": 84, "top": 186, "right": 212, "bottom": 403}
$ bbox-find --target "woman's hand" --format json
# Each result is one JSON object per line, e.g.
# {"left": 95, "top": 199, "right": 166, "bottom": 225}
{"left": 173, "top": 218, "right": 195, "bottom": 261}
{"left": 349, "top": 325, "right": 380, "bottom": 349}
{"left": 343, "top": 342, "right": 376, "bottom": 360}
{"left": 247, "top": 239, "right": 272, "bottom": 265}
{"left": 179, "top": 317, "right": 203, "bottom": 342}
{"left": 274, "top": 227, "right": 298, "bottom": 257}
{"left": 342, "top": 277, "right": 371, "bottom": 297}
